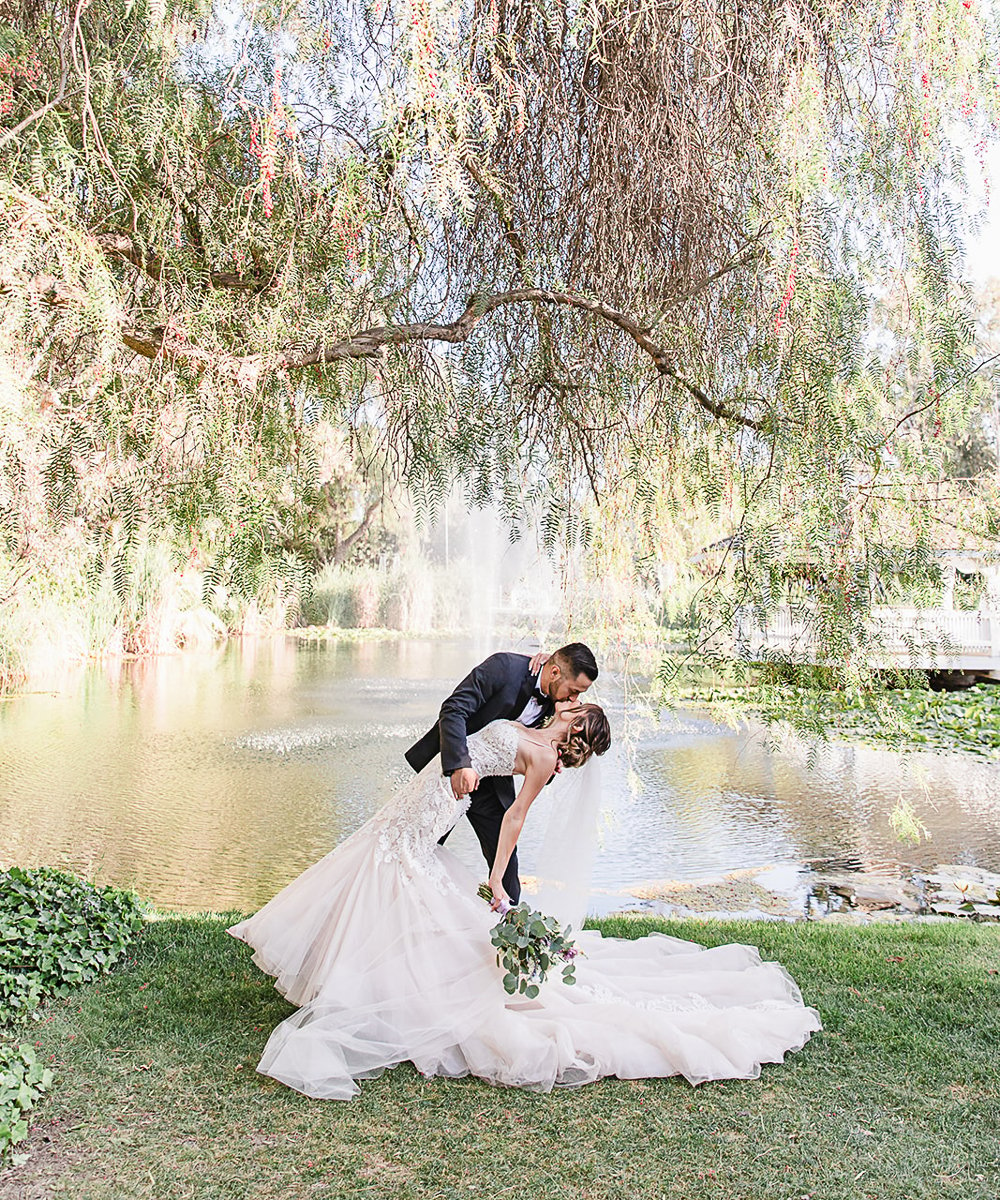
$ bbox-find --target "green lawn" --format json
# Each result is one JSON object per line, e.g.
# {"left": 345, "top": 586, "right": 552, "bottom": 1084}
{"left": 3, "top": 915, "right": 999, "bottom": 1200}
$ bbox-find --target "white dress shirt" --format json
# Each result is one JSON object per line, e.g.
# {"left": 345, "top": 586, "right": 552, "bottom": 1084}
{"left": 515, "top": 671, "right": 545, "bottom": 726}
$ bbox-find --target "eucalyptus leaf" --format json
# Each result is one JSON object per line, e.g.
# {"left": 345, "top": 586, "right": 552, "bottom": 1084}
{"left": 479, "top": 884, "right": 582, "bottom": 1001}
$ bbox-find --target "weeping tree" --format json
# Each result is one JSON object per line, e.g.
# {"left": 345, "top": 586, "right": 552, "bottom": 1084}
{"left": 0, "top": 0, "right": 998, "bottom": 674}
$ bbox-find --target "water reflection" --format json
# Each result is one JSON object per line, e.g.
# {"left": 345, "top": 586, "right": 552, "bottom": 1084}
{"left": 1, "top": 637, "right": 998, "bottom": 912}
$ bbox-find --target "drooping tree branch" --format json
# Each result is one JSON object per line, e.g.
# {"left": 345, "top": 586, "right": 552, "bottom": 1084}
{"left": 280, "top": 289, "right": 765, "bottom": 429}
{"left": 156, "top": 287, "right": 764, "bottom": 429}
{"left": 5, "top": 263, "right": 763, "bottom": 430}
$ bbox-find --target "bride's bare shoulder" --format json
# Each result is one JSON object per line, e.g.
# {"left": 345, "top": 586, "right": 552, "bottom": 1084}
{"left": 509, "top": 724, "right": 557, "bottom": 772}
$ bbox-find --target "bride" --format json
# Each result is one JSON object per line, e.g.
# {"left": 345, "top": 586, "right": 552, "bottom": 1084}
{"left": 228, "top": 704, "right": 821, "bottom": 1100}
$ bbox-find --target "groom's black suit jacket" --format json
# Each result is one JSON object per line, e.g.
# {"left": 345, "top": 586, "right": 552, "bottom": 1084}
{"left": 404, "top": 652, "right": 551, "bottom": 814}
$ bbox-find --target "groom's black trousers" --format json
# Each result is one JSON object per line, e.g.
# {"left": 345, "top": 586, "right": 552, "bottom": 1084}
{"left": 438, "top": 784, "right": 521, "bottom": 905}
{"left": 407, "top": 651, "right": 541, "bottom": 908}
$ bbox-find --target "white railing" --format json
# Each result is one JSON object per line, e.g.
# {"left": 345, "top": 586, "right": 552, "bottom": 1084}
{"left": 734, "top": 606, "right": 1000, "bottom": 672}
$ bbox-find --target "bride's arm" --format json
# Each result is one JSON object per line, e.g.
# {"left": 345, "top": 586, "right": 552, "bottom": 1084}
{"left": 487, "top": 751, "right": 555, "bottom": 909}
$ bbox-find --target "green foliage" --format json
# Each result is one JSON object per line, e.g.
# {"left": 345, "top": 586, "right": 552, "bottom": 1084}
{"left": 0, "top": 867, "right": 145, "bottom": 1164}
{"left": 682, "top": 680, "right": 1000, "bottom": 761}
{"left": 0, "top": 1040, "right": 52, "bottom": 1167}
{"left": 302, "top": 557, "right": 466, "bottom": 631}
{"left": 477, "top": 884, "right": 578, "bottom": 997}
{"left": 0, "top": 866, "right": 147, "bottom": 1025}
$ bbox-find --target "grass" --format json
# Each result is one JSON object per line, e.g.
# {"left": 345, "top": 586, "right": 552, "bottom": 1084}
{"left": 3, "top": 915, "right": 999, "bottom": 1200}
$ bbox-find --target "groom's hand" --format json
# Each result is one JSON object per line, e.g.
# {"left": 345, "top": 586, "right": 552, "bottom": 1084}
{"left": 450, "top": 767, "right": 479, "bottom": 799}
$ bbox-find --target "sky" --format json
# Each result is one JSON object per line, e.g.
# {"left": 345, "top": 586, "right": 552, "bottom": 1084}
{"left": 965, "top": 140, "right": 1000, "bottom": 289}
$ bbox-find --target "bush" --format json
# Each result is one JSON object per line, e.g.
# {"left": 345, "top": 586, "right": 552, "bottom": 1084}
{"left": 302, "top": 560, "right": 463, "bottom": 632}
{"left": 0, "top": 867, "right": 147, "bottom": 1025}
{"left": 301, "top": 564, "right": 379, "bottom": 626}
{"left": 0, "top": 867, "right": 147, "bottom": 1164}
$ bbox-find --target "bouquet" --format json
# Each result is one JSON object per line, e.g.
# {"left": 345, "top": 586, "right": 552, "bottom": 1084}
{"left": 477, "top": 883, "right": 581, "bottom": 998}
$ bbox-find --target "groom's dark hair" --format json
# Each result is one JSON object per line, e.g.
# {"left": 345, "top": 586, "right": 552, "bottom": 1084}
{"left": 554, "top": 642, "right": 599, "bottom": 682}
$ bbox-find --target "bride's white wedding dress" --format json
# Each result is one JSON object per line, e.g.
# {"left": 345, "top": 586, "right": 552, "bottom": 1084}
{"left": 228, "top": 720, "right": 820, "bottom": 1099}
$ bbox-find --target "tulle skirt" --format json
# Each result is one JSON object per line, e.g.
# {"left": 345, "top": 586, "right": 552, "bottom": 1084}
{"left": 228, "top": 825, "right": 821, "bottom": 1100}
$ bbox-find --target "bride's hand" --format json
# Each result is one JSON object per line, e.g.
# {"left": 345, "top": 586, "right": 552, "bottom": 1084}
{"left": 528, "top": 651, "right": 550, "bottom": 675}
{"left": 487, "top": 878, "right": 510, "bottom": 912}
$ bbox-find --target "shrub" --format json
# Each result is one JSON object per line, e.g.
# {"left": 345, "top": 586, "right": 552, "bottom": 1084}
{"left": 0, "top": 867, "right": 146, "bottom": 1163}
{"left": 0, "top": 867, "right": 147, "bottom": 1025}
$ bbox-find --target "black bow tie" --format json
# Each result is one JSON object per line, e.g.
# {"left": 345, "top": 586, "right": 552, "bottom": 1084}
{"left": 531, "top": 687, "right": 548, "bottom": 705}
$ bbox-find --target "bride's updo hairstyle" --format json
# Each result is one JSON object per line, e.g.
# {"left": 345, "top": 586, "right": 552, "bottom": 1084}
{"left": 559, "top": 704, "right": 612, "bottom": 768}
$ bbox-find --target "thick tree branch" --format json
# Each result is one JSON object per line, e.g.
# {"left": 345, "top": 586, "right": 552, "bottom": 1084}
{"left": 95, "top": 234, "right": 164, "bottom": 280}
{"left": 333, "top": 498, "right": 381, "bottom": 566}
{"left": 96, "top": 234, "right": 277, "bottom": 292}
{"left": 283, "top": 289, "right": 764, "bottom": 430}
{"left": 0, "top": 273, "right": 87, "bottom": 307}
{"left": 5, "top": 268, "right": 762, "bottom": 430}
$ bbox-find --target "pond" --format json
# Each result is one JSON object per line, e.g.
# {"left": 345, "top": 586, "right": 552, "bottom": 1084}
{"left": 2, "top": 636, "right": 999, "bottom": 914}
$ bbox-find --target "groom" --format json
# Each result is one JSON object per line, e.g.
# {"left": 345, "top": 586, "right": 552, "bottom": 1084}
{"left": 405, "top": 643, "right": 599, "bottom": 904}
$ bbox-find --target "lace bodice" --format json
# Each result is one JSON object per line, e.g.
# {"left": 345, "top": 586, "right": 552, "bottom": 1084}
{"left": 467, "top": 720, "right": 521, "bottom": 779}
{"left": 366, "top": 720, "right": 521, "bottom": 878}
